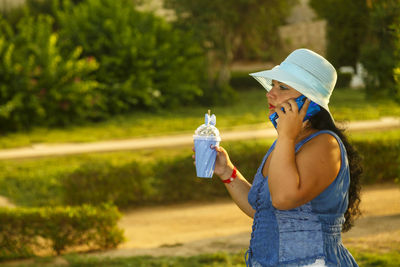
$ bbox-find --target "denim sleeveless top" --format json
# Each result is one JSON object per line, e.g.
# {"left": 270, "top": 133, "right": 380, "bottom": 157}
{"left": 246, "top": 130, "right": 358, "bottom": 267}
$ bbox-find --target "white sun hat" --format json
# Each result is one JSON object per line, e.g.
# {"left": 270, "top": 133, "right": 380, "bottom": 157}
{"left": 249, "top": 48, "right": 337, "bottom": 116}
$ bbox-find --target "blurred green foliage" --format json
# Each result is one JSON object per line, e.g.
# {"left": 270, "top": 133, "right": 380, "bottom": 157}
{"left": 0, "top": 0, "right": 206, "bottom": 132}
{"left": 63, "top": 160, "right": 157, "bottom": 207}
{"left": 350, "top": 130, "right": 400, "bottom": 184}
{"left": 1, "top": 130, "right": 398, "bottom": 209}
{"left": 0, "top": 15, "right": 103, "bottom": 131}
{"left": 310, "top": 0, "right": 400, "bottom": 102}
{"left": 230, "top": 71, "right": 262, "bottom": 91}
{"left": 57, "top": 0, "right": 206, "bottom": 113}
{"left": 54, "top": 132, "right": 400, "bottom": 206}
{"left": 335, "top": 72, "right": 352, "bottom": 89}
{"left": 0, "top": 0, "right": 84, "bottom": 27}
{"left": 360, "top": 0, "right": 400, "bottom": 102}
{"left": 0, "top": 204, "right": 124, "bottom": 260}
{"left": 309, "top": 0, "right": 369, "bottom": 70}
{"left": 164, "top": 0, "right": 296, "bottom": 103}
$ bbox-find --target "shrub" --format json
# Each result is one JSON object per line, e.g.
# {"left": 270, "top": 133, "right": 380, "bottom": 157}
{"left": 0, "top": 15, "right": 104, "bottom": 131}
{"left": 57, "top": 0, "right": 206, "bottom": 113}
{"left": 62, "top": 160, "right": 156, "bottom": 208}
{"left": 0, "top": 204, "right": 124, "bottom": 260}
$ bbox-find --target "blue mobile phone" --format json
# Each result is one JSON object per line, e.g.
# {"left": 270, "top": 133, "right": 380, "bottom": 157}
{"left": 269, "top": 95, "right": 321, "bottom": 128}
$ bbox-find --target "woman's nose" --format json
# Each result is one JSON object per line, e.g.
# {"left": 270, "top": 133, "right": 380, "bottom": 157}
{"left": 267, "top": 90, "right": 275, "bottom": 99}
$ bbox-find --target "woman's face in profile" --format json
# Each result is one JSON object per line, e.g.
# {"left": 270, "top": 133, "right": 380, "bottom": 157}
{"left": 266, "top": 80, "right": 302, "bottom": 115}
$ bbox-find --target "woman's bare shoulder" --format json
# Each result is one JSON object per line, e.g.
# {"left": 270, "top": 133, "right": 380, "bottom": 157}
{"left": 301, "top": 132, "right": 341, "bottom": 156}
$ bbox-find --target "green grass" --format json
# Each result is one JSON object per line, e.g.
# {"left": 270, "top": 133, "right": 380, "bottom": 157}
{"left": 2, "top": 249, "right": 400, "bottom": 267}
{"left": 0, "top": 88, "right": 399, "bottom": 149}
{"left": 350, "top": 249, "right": 400, "bottom": 267}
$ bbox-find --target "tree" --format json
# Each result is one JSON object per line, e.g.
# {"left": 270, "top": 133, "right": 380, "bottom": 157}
{"left": 309, "top": 0, "right": 369, "bottom": 70}
{"left": 163, "top": 0, "right": 296, "bottom": 102}
{"left": 360, "top": 0, "right": 400, "bottom": 100}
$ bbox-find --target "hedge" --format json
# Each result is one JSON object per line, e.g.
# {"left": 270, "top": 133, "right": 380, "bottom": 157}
{"left": 0, "top": 204, "right": 124, "bottom": 260}
{"left": 62, "top": 134, "right": 400, "bottom": 208}
{"left": 352, "top": 139, "right": 400, "bottom": 184}
{"left": 229, "top": 71, "right": 261, "bottom": 91}
{"left": 0, "top": 132, "right": 399, "bottom": 210}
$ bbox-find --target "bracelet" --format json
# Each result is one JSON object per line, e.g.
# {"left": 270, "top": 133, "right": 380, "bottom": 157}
{"left": 222, "top": 166, "right": 237, "bottom": 184}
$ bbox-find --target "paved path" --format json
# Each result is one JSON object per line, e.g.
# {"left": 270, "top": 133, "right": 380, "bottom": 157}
{"left": 0, "top": 117, "right": 399, "bottom": 160}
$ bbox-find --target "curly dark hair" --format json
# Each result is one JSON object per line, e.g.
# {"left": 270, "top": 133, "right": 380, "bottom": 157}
{"left": 309, "top": 108, "right": 363, "bottom": 232}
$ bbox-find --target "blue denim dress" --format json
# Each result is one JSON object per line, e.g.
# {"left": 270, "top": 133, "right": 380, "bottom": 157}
{"left": 245, "top": 130, "right": 358, "bottom": 267}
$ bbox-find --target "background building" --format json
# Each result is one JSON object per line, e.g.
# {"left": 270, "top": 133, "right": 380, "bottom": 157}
{"left": 278, "top": 0, "right": 326, "bottom": 56}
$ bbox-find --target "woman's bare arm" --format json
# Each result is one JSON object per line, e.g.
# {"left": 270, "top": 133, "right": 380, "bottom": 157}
{"left": 219, "top": 164, "right": 255, "bottom": 218}
{"left": 268, "top": 133, "right": 341, "bottom": 210}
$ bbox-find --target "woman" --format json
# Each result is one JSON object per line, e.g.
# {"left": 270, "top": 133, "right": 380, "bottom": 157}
{"left": 193, "top": 49, "right": 362, "bottom": 266}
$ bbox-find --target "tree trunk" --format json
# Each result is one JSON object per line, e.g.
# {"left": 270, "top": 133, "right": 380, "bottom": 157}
{"left": 216, "top": 31, "right": 234, "bottom": 88}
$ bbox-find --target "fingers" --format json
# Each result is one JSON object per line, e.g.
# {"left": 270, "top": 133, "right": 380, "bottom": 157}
{"left": 211, "top": 144, "right": 222, "bottom": 152}
{"left": 280, "top": 102, "right": 292, "bottom": 113}
{"left": 287, "top": 99, "right": 298, "bottom": 113}
{"left": 299, "top": 98, "right": 311, "bottom": 119}
{"left": 277, "top": 98, "right": 310, "bottom": 116}
{"left": 275, "top": 105, "right": 285, "bottom": 117}
{"left": 192, "top": 146, "right": 195, "bottom": 165}
{"left": 211, "top": 145, "right": 228, "bottom": 158}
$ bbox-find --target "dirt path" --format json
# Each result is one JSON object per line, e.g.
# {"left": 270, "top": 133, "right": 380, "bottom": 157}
{"left": 90, "top": 183, "right": 400, "bottom": 258}
{"left": 0, "top": 195, "right": 15, "bottom": 208}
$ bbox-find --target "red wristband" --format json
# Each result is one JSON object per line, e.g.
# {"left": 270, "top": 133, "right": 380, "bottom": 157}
{"left": 222, "top": 166, "right": 237, "bottom": 184}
